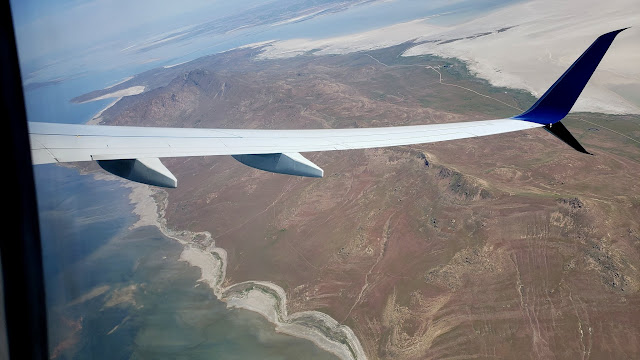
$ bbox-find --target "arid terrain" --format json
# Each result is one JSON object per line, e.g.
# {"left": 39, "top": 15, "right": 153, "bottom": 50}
{"left": 92, "top": 44, "right": 640, "bottom": 359}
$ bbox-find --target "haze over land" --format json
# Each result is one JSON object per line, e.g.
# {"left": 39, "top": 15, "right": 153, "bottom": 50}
{"left": 14, "top": 0, "right": 640, "bottom": 358}
{"left": 73, "top": 0, "right": 639, "bottom": 117}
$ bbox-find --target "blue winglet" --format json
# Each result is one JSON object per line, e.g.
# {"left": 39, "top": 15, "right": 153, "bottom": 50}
{"left": 513, "top": 28, "right": 628, "bottom": 125}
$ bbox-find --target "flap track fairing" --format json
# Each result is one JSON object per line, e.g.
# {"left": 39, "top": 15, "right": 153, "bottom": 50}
{"left": 232, "top": 152, "right": 323, "bottom": 178}
{"left": 98, "top": 158, "right": 177, "bottom": 188}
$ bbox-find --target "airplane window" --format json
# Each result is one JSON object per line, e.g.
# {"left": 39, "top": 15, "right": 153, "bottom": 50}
{"left": 7, "top": 0, "right": 640, "bottom": 359}
{"left": 0, "top": 257, "right": 8, "bottom": 359}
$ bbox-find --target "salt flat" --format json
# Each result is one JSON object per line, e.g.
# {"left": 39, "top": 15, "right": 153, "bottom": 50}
{"left": 258, "top": 0, "right": 640, "bottom": 115}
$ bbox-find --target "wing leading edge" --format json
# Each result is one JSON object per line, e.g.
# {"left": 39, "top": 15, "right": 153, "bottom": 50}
{"left": 28, "top": 119, "right": 541, "bottom": 165}
{"left": 28, "top": 28, "right": 627, "bottom": 187}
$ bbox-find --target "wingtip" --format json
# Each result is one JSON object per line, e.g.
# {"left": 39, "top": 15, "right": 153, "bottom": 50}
{"left": 604, "top": 27, "right": 630, "bottom": 37}
{"left": 513, "top": 28, "right": 627, "bottom": 126}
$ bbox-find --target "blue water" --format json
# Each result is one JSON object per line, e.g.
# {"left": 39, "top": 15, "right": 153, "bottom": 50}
{"left": 35, "top": 165, "right": 134, "bottom": 292}
{"left": 35, "top": 166, "right": 337, "bottom": 359}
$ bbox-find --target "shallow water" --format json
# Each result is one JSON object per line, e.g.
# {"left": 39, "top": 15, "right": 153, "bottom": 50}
{"left": 36, "top": 165, "right": 337, "bottom": 359}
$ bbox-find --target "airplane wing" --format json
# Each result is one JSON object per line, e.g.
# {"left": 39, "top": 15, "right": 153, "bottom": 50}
{"left": 29, "top": 119, "right": 542, "bottom": 187}
{"left": 28, "top": 28, "right": 627, "bottom": 188}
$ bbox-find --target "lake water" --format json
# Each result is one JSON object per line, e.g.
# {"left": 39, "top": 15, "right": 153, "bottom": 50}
{"left": 35, "top": 165, "right": 337, "bottom": 359}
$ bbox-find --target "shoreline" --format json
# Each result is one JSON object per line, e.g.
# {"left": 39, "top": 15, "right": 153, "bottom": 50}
{"left": 120, "top": 180, "right": 367, "bottom": 360}
{"left": 105, "top": 76, "right": 134, "bottom": 89}
{"left": 76, "top": 85, "right": 145, "bottom": 104}
{"left": 87, "top": 97, "right": 120, "bottom": 125}
{"left": 82, "top": 85, "right": 146, "bottom": 125}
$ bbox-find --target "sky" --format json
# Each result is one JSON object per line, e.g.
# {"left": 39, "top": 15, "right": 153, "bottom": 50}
{"left": 10, "top": 0, "right": 271, "bottom": 64}
{"left": 11, "top": 0, "right": 466, "bottom": 83}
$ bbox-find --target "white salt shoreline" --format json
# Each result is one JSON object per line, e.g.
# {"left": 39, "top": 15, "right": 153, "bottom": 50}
{"left": 104, "top": 76, "right": 134, "bottom": 89}
{"left": 87, "top": 98, "right": 120, "bottom": 125}
{"left": 82, "top": 85, "right": 146, "bottom": 125}
{"left": 113, "top": 179, "right": 367, "bottom": 360}
{"left": 163, "top": 61, "right": 189, "bottom": 69}
{"left": 77, "top": 85, "right": 145, "bottom": 104}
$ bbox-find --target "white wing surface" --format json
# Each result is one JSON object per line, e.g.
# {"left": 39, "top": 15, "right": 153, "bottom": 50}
{"left": 28, "top": 119, "right": 540, "bottom": 187}
{"left": 29, "top": 119, "right": 540, "bottom": 165}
